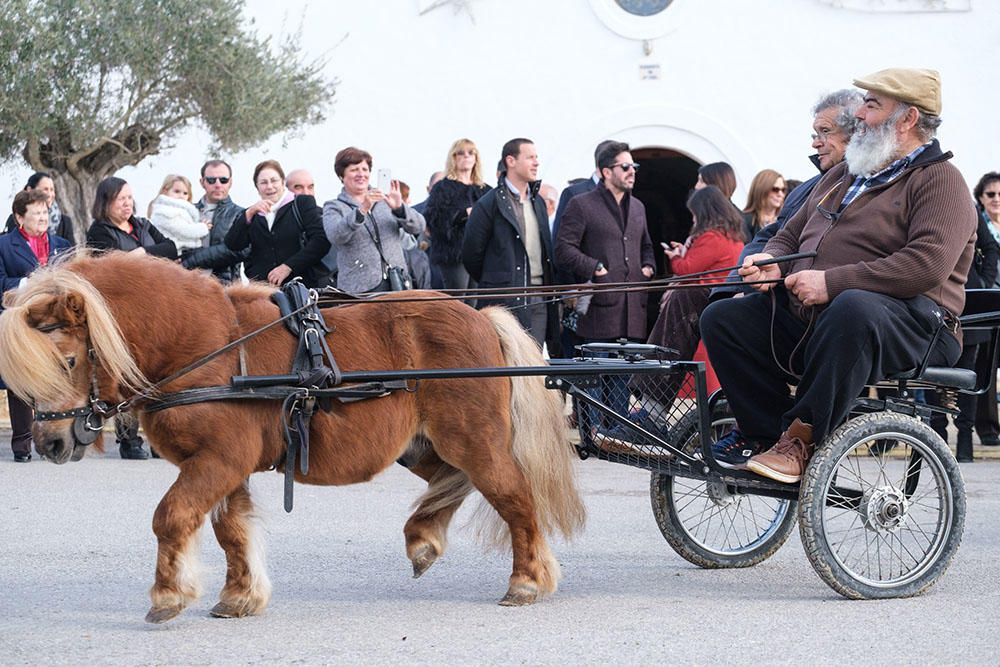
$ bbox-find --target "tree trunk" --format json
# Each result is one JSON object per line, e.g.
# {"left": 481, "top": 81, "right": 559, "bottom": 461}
{"left": 50, "top": 170, "right": 103, "bottom": 246}
{"left": 23, "top": 125, "right": 162, "bottom": 246}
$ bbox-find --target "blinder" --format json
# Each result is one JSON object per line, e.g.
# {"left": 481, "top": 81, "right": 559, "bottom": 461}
{"left": 32, "top": 343, "right": 116, "bottom": 448}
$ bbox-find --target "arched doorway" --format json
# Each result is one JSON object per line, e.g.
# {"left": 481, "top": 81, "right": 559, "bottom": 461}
{"left": 631, "top": 147, "right": 700, "bottom": 276}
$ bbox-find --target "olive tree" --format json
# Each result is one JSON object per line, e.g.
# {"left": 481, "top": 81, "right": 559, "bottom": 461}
{"left": 0, "top": 0, "right": 335, "bottom": 238}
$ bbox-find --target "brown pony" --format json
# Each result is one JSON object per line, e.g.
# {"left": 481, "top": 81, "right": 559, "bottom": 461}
{"left": 0, "top": 252, "right": 584, "bottom": 623}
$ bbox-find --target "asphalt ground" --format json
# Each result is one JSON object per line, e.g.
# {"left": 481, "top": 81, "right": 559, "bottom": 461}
{"left": 1, "top": 430, "right": 999, "bottom": 666}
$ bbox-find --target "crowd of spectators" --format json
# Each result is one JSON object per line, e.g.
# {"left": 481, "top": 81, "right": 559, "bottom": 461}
{"left": 2, "top": 70, "right": 998, "bottom": 469}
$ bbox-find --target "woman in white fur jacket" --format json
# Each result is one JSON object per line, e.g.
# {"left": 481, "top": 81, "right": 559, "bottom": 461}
{"left": 147, "top": 174, "right": 210, "bottom": 251}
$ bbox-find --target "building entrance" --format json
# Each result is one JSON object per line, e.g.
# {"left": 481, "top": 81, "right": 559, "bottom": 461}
{"left": 631, "top": 147, "right": 700, "bottom": 275}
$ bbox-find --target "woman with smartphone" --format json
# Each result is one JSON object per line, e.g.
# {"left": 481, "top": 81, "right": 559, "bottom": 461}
{"left": 322, "top": 146, "right": 425, "bottom": 294}
{"left": 224, "top": 159, "right": 330, "bottom": 287}
{"left": 636, "top": 186, "right": 745, "bottom": 419}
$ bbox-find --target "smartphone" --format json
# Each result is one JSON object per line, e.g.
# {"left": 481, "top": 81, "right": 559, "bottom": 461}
{"left": 660, "top": 242, "right": 670, "bottom": 250}
{"left": 377, "top": 168, "right": 392, "bottom": 193}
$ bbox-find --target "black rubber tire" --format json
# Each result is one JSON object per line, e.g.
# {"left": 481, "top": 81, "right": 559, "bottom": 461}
{"left": 650, "top": 401, "right": 797, "bottom": 568}
{"left": 798, "top": 411, "right": 966, "bottom": 599}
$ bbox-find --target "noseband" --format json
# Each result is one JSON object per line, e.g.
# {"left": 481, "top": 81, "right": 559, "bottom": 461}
{"left": 32, "top": 338, "right": 120, "bottom": 447}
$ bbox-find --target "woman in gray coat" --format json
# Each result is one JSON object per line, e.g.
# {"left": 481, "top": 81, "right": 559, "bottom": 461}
{"left": 322, "top": 146, "right": 425, "bottom": 294}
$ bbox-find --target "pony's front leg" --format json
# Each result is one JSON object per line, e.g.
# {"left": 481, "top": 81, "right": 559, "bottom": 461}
{"left": 146, "top": 455, "right": 249, "bottom": 624}
{"left": 209, "top": 480, "right": 272, "bottom": 618}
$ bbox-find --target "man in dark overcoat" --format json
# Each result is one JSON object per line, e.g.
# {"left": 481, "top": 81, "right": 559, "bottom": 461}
{"left": 554, "top": 140, "right": 655, "bottom": 342}
{"left": 554, "top": 141, "right": 655, "bottom": 430}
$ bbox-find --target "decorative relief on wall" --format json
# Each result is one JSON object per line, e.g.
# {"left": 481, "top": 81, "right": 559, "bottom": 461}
{"left": 815, "top": 0, "right": 970, "bottom": 12}
{"left": 615, "top": 0, "right": 673, "bottom": 16}
{"left": 589, "top": 0, "right": 689, "bottom": 39}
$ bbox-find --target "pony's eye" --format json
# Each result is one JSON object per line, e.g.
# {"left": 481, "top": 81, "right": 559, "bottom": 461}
{"left": 66, "top": 356, "right": 76, "bottom": 370}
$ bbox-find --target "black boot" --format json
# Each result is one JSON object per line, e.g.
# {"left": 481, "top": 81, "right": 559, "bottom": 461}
{"left": 956, "top": 430, "right": 973, "bottom": 463}
{"left": 119, "top": 439, "right": 149, "bottom": 460}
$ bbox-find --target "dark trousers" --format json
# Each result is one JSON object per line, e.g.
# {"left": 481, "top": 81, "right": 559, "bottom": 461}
{"left": 526, "top": 297, "right": 548, "bottom": 349}
{"left": 438, "top": 263, "right": 477, "bottom": 308}
{"left": 973, "top": 340, "right": 999, "bottom": 438}
{"left": 701, "top": 289, "right": 961, "bottom": 444}
{"left": 114, "top": 413, "right": 143, "bottom": 447}
{"left": 583, "top": 337, "right": 641, "bottom": 428}
{"left": 7, "top": 391, "right": 33, "bottom": 456}
{"left": 648, "top": 286, "right": 711, "bottom": 360}
{"left": 928, "top": 343, "right": 978, "bottom": 439}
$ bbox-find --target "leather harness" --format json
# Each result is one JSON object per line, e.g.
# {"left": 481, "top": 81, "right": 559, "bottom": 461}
{"left": 35, "top": 282, "right": 410, "bottom": 512}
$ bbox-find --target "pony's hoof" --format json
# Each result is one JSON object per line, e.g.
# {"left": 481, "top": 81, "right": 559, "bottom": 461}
{"left": 145, "top": 604, "right": 184, "bottom": 624}
{"left": 209, "top": 601, "right": 250, "bottom": 619}
{"left": 498, "top": 583, "right": 539, "bottom": 606}
{"left": 410, "top": 544, "right": 439, "bottom": 578}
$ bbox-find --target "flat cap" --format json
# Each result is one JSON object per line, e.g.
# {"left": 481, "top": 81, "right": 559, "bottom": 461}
{"left": 853, "top": 68, "right": 941, "bottom": 116}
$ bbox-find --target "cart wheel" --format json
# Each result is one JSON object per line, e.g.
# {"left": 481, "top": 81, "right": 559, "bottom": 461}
{"left": 799, "top": 411, "right": 966, "bottom": 599}
{"left": 650, "top": 401, "right": 797, "bottom": 568}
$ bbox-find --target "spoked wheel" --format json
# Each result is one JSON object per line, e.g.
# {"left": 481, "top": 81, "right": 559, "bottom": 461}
{"left": 799, "top": 412, "right": 966, "bottom": 599}
{"left": 650, "top": 401, "right": 797, "bottom": 568}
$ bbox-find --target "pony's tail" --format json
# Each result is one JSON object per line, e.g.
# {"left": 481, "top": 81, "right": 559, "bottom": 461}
{"left": 478, "top": 307, "right": 586, "bottom": 544}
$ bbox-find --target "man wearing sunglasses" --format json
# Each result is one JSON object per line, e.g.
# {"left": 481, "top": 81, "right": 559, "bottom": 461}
{"left": 554, "top": 141, "right": 656, "bottom": 440}
{"left": 701, "top": 68, "right": 977, "bottom": 484}
{"left": 182, "top": 159, "right": 247, "bottom": 283}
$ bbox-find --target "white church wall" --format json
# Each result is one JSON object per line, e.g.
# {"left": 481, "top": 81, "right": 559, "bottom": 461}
{"left": 1, "top": 0, "right": 995, "bottom": 214}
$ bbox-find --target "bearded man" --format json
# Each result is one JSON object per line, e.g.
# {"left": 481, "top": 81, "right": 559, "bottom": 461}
{"left": 700, "top": 68, "right": 977, "bottom": 483}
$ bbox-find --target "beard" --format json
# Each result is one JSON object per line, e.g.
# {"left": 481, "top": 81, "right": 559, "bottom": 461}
{"left": 844, "top": 113, "right": 903, "bottom": 177}
{"left": 610, "top": 172, "right": 634, "bottom": 193}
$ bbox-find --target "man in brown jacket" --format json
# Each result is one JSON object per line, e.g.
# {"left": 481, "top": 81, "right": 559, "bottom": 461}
{"left": 554, "top": 140, "right": 656, "bottom": 436}
{"left": 701, "top": 68, "right": 977, "bottom": 483}
{"left": 554, "top": 140, "right": 656, "bottom": 341}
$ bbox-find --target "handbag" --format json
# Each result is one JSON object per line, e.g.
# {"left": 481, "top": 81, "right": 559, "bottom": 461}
{"left": 362, "top": 207, "right": 411, "bottom": 292}
{"left": 290, "top": 199, "right": 335, "bottom": 287}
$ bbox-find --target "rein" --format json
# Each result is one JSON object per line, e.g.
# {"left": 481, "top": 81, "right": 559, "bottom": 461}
{"left": 328, "top": 252, "right": 817, "bottom": 307}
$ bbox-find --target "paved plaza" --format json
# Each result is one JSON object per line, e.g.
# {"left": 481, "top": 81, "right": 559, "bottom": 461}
{"left": 1, "top": 435, "right": 999, "bottom": 666}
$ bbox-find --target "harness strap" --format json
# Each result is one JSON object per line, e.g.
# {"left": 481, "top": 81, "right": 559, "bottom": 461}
{"left": 143, "top": 381, "right": 410, "bottom": 412}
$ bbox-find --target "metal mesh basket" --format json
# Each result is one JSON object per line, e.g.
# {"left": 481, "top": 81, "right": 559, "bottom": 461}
{"left": 555, "top": 345, "right": 709, "bottom": 471}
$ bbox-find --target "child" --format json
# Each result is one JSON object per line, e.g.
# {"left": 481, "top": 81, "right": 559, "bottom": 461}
{"left": 147, "top": 175, "right": 209, "bottom": 251}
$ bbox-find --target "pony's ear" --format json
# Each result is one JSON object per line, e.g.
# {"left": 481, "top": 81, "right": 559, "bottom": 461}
{"left": 27, "top": 291, "right": 87, "bottom": 329}
{"left": 62, "top": 292, "right": 87, "bottom": 326}
{"left": 1, "top": 290, "right": 19, "bottom": 309}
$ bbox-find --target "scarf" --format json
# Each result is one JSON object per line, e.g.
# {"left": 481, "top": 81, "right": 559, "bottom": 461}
{"left": 19, "top": 228, "right": 50, "bottom": 266}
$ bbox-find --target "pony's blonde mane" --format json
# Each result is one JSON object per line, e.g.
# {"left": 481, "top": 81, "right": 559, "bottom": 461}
{"left": 0, "top": 256, "right": 149, "bottom": 404}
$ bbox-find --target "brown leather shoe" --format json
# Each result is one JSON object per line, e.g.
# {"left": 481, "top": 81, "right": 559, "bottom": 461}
{"left": 746, "top": 419, "right": 814, "bottom": 483}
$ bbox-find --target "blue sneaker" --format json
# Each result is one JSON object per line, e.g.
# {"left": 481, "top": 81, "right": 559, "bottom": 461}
{"left": 710, "top": 428, "right": 765, "bottom": 469}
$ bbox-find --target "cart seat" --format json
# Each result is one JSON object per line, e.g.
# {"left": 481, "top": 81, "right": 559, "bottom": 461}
{"left": 880, "top": 289, "right": 1000, "bottom": 392}
{"left": 886, "top": 366, "right": 976, "bottom": 390}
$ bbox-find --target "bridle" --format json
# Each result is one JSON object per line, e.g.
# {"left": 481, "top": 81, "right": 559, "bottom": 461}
{"left": 29, "top": 293, "right": 324, "bottom": 450}
{"left": 32, "top": 334, "right": 115, "bottom": 446}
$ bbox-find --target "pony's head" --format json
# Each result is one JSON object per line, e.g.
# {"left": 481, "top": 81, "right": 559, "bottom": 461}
{"left": 0, "top": 262, "right": 148, "bottom": 463}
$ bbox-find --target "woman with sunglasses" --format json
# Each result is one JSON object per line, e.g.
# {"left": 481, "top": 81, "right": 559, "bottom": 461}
{"left": 966, "top": 171, "right": 1000, "bottom": 452}
{"left": 424, "top": 138, "right": 491, "bottom": 293}
{"left": 741, "top": 169, "right": 786, "bottom": 240}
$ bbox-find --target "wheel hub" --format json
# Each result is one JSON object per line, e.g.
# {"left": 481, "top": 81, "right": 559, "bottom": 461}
{"left": 860, "top": 485, "right": 909, "bottom": 533}
{"left": 706, "top": 481, "right": 737, "bottom": 507}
